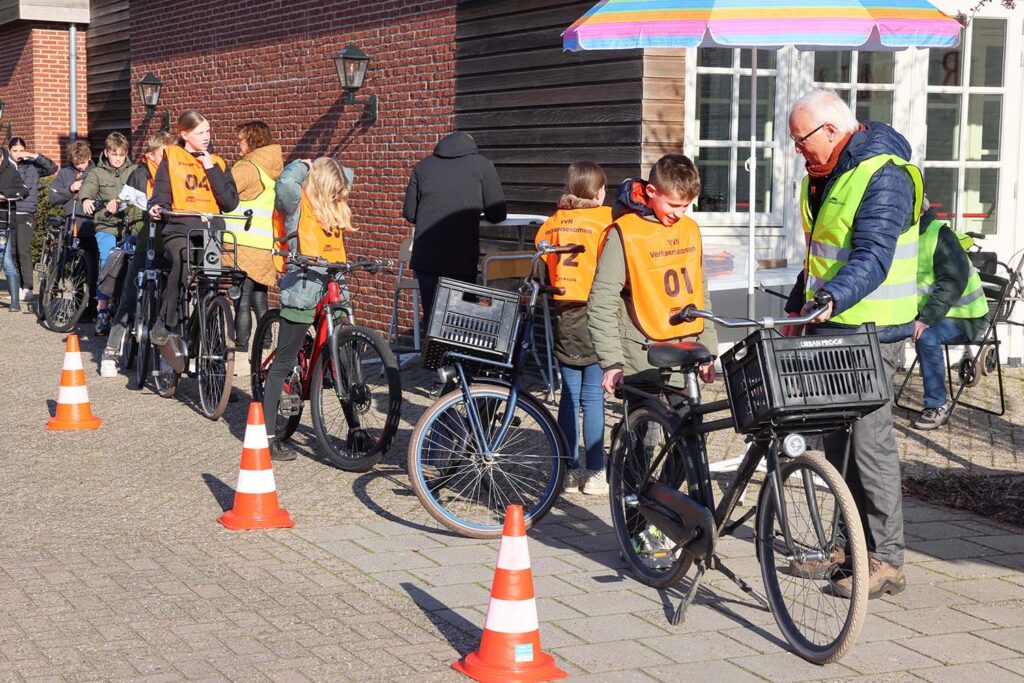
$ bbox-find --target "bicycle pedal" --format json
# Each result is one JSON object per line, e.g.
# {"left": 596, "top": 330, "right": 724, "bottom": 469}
{"left": 279, "top": 394, "right": 302, "bottom": 417}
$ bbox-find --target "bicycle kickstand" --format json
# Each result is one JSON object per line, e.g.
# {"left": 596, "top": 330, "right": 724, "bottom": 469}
{"left": 672, "top": 561, "right": 706, "bottom": 626}
{"left": 713, "top": 554, "right": 770, "bottom": 611}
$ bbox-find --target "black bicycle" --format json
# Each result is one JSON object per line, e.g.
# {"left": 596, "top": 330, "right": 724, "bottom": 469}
{"left": 609, "top": 293, "right": 884, "bottom": 664}
{"left": 120, "top": 220, "right": 165, "bottom": 391}
{"left": 37, "top": 203, "right": 92, "bottom": 332}
{"left": 150, "top": 209, "right": 251, "bottom": 420}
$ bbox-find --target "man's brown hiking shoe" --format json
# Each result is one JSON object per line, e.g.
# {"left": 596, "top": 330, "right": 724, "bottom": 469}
{"left": 831, "top": 554, "right": 905, "bottom": 599}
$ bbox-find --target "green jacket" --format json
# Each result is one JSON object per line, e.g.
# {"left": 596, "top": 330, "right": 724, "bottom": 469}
{"left": 78, "top": 153, "right": 138, "bottom": 236}
{"left": 587, "top": 225, "right": 717, "bottom": 385}
{"left": 917, "top": 209, "right": 990, "bottom": 340}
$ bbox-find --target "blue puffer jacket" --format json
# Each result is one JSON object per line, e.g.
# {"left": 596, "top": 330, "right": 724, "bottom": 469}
{"left": 786, "top": 121, "right": 917, "bottom": 343}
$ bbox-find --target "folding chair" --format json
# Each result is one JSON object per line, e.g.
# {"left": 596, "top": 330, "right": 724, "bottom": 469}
{"left": 895, "top": 271, "right": 1010, "bottom": 419}
{"left": 480, "top": 250, "right": 558, "bottom": 402}
{"left": 385, "top": 237, "right": 421, "bottom": 367}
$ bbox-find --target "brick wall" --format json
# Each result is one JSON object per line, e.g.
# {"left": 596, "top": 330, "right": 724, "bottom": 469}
{"left": 130, "top": 1, "right": 458, "bottom": 332}
{"left": 0, "top": 24, "right": 87, "bottom": 164}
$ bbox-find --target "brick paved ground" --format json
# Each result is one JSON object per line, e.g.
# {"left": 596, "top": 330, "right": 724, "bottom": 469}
{"left": 1, "top": 304, "right": 1022, "bottom": 681}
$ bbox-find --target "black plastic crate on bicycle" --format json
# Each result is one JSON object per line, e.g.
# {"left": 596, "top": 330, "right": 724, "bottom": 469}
{"left": 421, "top": 278, "right": 523, "bottom": 370}
{"left": 720, "top": 323, "right": 890, "bottom": 435}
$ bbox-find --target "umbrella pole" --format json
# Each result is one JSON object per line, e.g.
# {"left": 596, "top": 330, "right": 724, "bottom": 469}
{"left": 747, "top": 49, "right": 758, "bottom": 320}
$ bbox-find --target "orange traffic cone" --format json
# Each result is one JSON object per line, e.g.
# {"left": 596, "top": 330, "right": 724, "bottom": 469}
{"left": 46, "top": 334, "right": 101, "bottom": 431}
{"left": 453, "top": 505, "right": 566, "bottom": 683}
{"left": 219, "top": 402, "right": 294, "bottom": 530}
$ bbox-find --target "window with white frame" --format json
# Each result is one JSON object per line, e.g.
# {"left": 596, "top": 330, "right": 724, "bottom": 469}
{"left": 810, "top": 51, "right": 897, "bottom": 125}
{"left": 924, "top": 18, "right": 1007, "bottom": 235}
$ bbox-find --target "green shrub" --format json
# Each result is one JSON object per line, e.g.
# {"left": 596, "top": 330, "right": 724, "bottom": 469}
{"left": 33, "top": 176, "right": 64, "bottom": 264}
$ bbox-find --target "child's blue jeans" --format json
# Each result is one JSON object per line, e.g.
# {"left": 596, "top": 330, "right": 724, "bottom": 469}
{"left": 557, "top": 362, "right": 605, "bottom": 471}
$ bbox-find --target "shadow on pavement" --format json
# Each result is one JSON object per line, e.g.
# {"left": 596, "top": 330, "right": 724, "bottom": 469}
{"left": 398, "top": 581, "right": 480, "bottom": 657}
{"left": 201, "top": 472, "right": 234, "bottom": 511}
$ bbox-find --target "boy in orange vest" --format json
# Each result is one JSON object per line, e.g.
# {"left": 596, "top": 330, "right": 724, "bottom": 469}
{"left": 587, "top": 154, "right": 717, "bottom": 394}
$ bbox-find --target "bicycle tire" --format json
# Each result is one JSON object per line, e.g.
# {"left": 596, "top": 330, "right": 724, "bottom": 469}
{"left": 43, "top": 249, "right": 89, "bottom": 333}
{"left": 196, "top": 295, "right": 235, "bottom": 420}
{"left": 129, "top": 282, "right": 156, "bottom": 391}
{"left": 249, "top": 309, "right": 305, "bottom": 441}
{"left": 756, "top": 452, "right": 868, "bottom": 664}
{"left": 34, "top": 233, "right": 59, "bottom": 322}
{"left": 408, "top": 383, "right": 566, "bottom": 539}
{"left": 311, "top": 325, "right": 401, "bottom": 472}
{"left": 608, "top": 404, "right": 697, "bottom": 588}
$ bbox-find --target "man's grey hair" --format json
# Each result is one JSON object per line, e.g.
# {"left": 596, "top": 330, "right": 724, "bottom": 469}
{"left": 791, "top": 89, "right": 859, "bottom": 135}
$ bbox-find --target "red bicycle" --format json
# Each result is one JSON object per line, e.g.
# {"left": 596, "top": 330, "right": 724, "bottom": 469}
{"left": 250, "top": 252, "right": 402, "bottom": 472}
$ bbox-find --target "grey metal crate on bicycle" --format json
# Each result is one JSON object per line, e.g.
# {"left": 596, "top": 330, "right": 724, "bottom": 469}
{"left": 607, "top": 292, "right": 877, "bottom": 664}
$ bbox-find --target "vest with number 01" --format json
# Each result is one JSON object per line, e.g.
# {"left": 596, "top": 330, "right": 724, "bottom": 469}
{"left": 164, "top": 144, "right": 227, "bottom": 214}
{"left": 535, "top": 206, "right": 612, "bottom": 302}
{"left": 614, "top": 212, "right": 704, "bottom": 341}
{"left": 224, "top": 160, "right": 275, "bottom": 250}
{"left": 272, "top": 190, "right": 347, "bottom": 273}
{"left": 917, "top": 218, "right": 988, "bottom": 319}
{"left": 801, "top": 153, "right": 923, "bottom": 327}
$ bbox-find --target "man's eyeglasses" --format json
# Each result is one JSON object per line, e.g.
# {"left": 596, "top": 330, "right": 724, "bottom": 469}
{"left": 791, "top": 123, "right": 825, "bottom": 148}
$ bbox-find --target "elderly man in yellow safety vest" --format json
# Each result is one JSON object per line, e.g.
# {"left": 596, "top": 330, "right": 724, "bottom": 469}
{"left": 783, "top": 89, "right": 922, "bottom": 601}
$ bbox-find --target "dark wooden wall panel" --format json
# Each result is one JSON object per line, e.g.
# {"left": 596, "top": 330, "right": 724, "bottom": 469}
{"left": 455, "top": 0, "right": 644, "bottom": 217}
{"left": 86, "top": 0, "right": 130, "bottom": 156}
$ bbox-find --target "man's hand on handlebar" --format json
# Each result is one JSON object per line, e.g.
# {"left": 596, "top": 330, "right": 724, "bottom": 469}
{"left": 699, "top": 362, "right": 715, "bottom": 384}
{"left": 799, "top": 289, "right": 834, "bottom": 324}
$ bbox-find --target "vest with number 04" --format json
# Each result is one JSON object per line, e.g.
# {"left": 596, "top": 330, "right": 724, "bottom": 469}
{"left": 224, "top": 160, "right": 275, "bottom": 250}
{"left": 801, "top": 154, "right": 923, "bottom": 327}
{"left": 165, "top": 145, "right": 227, "bottom": 214}
{"left": 535, "top": 206, "right": 612, "bottom": 302}
{"left": 272, "top": 190, "right": 347, "bottom": 273}
{"left": 614, "top": 213, "right": 704, "bottom": 341}
{"left": 917, "top": 218, "right": 988, "bottom": 319}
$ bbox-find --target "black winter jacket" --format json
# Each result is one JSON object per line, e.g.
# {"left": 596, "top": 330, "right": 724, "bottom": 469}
{"left": 404, "top": 132, "right": 506, "bottom": 278}
{"left": 14, "top": 154, "right": 58, "bottom": 214}
{"left": 49, "top": 161, "right": 95, "bottom": 219}
{"left": 0, "top": 149, "right": 28, "bottom": 208}
{"left": 786, "top": 121, "right": 917, "bottom": 343}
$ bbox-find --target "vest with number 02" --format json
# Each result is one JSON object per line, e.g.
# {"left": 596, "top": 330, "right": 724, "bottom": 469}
{"left": 164, "top": 145, "right": 227, "bottom": 215}
{"left": 801, "top": 153, "right": 923, "bottom": 327}
{"left": 535, "top": 206, "right": 612, "bottom": 302}
{"left": 614, "top": 212, "right": 704, "bottom": 341}
{"left": 272, "top": 190, "right": 347, "bottom": 273}
{"left": 917, "top": 218, "right": 988, "bottom": 319}
{"left": 224, "top": 160, "right": 275, "bottom": 250}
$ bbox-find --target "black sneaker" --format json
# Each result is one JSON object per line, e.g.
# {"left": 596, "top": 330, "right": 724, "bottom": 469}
{"left": 151, "top": 322, "right": 171, "bottom": 346}
{"left": 913, "top": 404, "right": 949, "bottom": 430}
{"left": 269, "top": 438, "right": 297, "bottom": 462}
{"left": 95, "top": 310, "right": 110, "bottom": 336}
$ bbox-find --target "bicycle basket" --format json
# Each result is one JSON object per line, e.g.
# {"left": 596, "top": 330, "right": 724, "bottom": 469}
{"left": 422, "top": 278, "right": 523, "bottom": 370}
{"left": 720, "top": 324, "right": 890, "bottom": 435}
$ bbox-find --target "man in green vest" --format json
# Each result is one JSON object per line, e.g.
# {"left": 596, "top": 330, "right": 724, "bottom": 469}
{"left": 784, "top": 89, "right": 921, "bottom": 600}
{"left": 911, "top": 197, "right": 990, "bottom": 430}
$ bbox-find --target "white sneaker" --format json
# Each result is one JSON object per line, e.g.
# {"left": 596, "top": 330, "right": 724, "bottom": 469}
{"left": 99, "top": 350, "right": 118, "bottom": 378}
{"left": 563, "top": 468, "right": 585, "bottom": 493}
{"left": 22, "top": 289, "right": 37, "bottom": 303}
{"left": 581, "top": 469, "right": 609, "bottom": 495}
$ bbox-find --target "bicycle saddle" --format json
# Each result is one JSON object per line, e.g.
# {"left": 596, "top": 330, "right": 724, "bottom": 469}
{"left": 647, "top": 341, "right": 712, "bottom": 369}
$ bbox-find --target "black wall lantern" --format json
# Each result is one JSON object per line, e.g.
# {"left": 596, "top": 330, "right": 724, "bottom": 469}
{"left": 0, "top": 99, "right": 11, "bottom": 141}
{"left": 137, "top": 73, "right": 170, "bottom": 130}
{"left": 332, "top": 45, "right": 377, "bottom": 123}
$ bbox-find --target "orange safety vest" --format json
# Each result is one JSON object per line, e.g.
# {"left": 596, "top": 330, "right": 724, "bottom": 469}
{"left": 272, "top": 190, "right": 347, "bottom": 273}
{"left": 613, "top": 212, "right": 704, "bottom": 341}
{"left": 534, "top": 206, "right": 612, "bottom": 302}
{"left": 164, "top": 144, "right": 227, "bottom": 214}
{"left": 145, "top": 157, "right": 158, "bottom": 196}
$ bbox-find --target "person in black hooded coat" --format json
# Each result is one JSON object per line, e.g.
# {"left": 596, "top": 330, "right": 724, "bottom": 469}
{"left": 403, "top": 131, "right": 506, "bottom": 329}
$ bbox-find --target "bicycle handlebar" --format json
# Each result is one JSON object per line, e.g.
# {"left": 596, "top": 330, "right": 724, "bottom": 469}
{"left": 156, "top": 208, "right": 254, "bottom": 231}
{"left": 670, "top": 291, "right": 833, "bottom": 329}
{"left": 536, "top": 240, "right": 585, "bottom": 256}
{"left": 273, "top": 250, "right": 394, "bottom": 274}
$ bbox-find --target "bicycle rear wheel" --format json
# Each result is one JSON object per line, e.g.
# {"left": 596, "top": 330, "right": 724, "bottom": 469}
{"left": 408, "top": 383, "right": 565, "bottom": 539}
{"left": 196, "top": 295, "right": 235, "bottom": 420}
{"left": 311, "top": 326, "right": 401, "bottom": 472}
{"left": 250, "top": 309, "right": 306, "bottom": 441}
{"left": 609, "top": 405, "right": 697, "bottom": 588}
{"left": 757, "top": 452, "right": 868, "bottom": 664}
{"left": 43, "top": 249, "right": 90, "bottom": 333}
{"left": 129, "top": 282, "right": 156, "bottom": 390}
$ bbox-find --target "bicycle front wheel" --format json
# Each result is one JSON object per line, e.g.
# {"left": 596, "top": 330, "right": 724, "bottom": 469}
{"left": 609, "top": 404, "right": 696, "bottom": 588}
{"left": 129, "top": 282, "right": 157, "bottom": 391}
{"left": 43, "top": 249, "right": 89, "bottom": 333}
{"left": 408, "top": 384, "right": 565, "bottom": 539}
{"left": 757, "top": 452, "right": 868, "bottom": 664}
{"left": 250, "top": 309, "right": 307, "bottom": 441}
{"left": 196, "top": 295, "right": 235, "bottom": 420}
{"left": 310, "top": 326, "right": 401, "bottom": 472}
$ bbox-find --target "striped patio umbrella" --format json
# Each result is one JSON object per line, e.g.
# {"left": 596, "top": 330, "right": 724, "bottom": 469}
{"left": 563, "top": 0, "right": 962, "bottom": 317}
